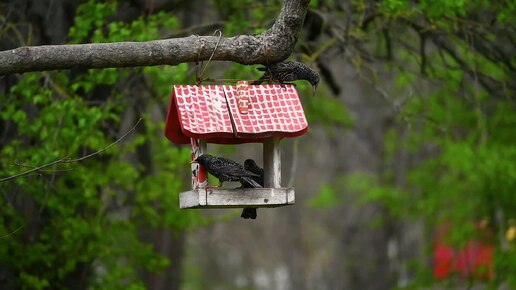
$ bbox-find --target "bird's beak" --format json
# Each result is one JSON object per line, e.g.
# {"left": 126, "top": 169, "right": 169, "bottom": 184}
{"left": 312, "top": 85, "right": 317, "bottom": 97}
{"left": 190, "top": 160, "right": 196, "bottom": 164}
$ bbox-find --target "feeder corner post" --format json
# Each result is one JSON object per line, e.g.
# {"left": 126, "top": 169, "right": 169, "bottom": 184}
{"left": 263, "top": 136, "right": 281, "bottom": 188}
{"left": 190, "top": 138, "right": 207, "bottom": 190}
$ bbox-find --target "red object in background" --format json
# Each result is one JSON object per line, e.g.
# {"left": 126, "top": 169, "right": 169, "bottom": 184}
{"left": 164, "top": 82, "right": 309, "bottom": 145}
{"left": 434, "top": 242, "right": 455, "bottom": 278}
{"left": 433, "top": 223, "right": 495, "bottom": 280}
{"left": 456, "top": 241, "right": 495, "bottom": 279}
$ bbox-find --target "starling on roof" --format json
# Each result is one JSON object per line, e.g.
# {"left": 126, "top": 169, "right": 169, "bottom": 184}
{"left": 252, "top": 60, "right": 320, "bottom": 96}
{"left": 192, "top": 154, "right": 262, "bottom": 188}
{"left": 241, "top": 159, "right": 265, "bottom": 220}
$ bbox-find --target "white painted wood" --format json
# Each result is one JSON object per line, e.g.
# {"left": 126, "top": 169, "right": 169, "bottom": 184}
{"left": 179, "top": 190, "right": 204, "bottom": 208}
{"left": 199, "top": 139, "right": 207, "bottom": 153}
{"left": 179, "top": 188, "right": 295, "bottom": 209}
{"left": 263, "top": 137, "right": 281, "bottom": 188}
{"left": 287, "top": 189, "right": 295, "bottom": 204}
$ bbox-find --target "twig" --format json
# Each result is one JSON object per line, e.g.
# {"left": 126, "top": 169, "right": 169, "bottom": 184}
{"left": 0, "top": 157, "right": 70, "bottom": 183}
{"left": 199, "top": 78, "right": 244, "bottom": 83}
{"left": 0, "top": 118, "right": 142, "bottom": 182}
{"left": 196, "top": 30, "right": 223, "bottom": 84}
{"left": 307, "top": 38, "right": 337, "bottom": 62}
{"left": 167, "top": 21, "right": 227, "bottom": 38}
{"left": 0, "top": 225, "right": 24, "bottom": 239}
{"left": 66, "top": 117, "right": 142, "bottom": 163}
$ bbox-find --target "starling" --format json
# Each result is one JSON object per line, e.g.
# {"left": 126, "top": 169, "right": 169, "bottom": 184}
{"left": 241, "top": 159, "right": 264, "bottom": 220}
{"left": 252, "top": 60, "right": 320, "bottom": 96}
{"left": 192, "top": 154, "right": 262, "bottom": 188}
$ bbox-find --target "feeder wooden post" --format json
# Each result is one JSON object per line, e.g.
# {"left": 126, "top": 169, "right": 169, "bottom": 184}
{"left": 263, "top": 136, "right": 281, "bottom": 188}
{"left": 199, "top": 139, "right": 207, "bottom": 154}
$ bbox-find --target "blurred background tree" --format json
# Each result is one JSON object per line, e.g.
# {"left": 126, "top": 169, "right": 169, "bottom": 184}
{"left": 0, "top": 0, "right": 514, "bottom": 289}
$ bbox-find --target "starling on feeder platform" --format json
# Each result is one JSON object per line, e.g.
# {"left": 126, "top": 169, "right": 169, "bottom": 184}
{"left": 252, "top": 60, "right": 320, "bottom": 96}
{"left": 241, "top": 159, "right": 265, "bottom": 219}
{"left": 192, "top": 154, "right": 262, "bottom": 188}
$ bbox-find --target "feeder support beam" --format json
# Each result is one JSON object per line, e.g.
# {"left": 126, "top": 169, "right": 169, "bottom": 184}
{"left": 263, "top": 137, "right": 281, "bottom": 188}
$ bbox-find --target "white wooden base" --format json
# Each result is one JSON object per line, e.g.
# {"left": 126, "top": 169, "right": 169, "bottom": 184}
{"left": 179, "top": 188, "right": 295, "bottom": 209}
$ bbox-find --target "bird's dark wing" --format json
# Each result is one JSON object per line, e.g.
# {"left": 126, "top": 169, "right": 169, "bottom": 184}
{"left": 270, "top": 64, "right": 296, "bottom": 81}
{"left": 207, "top": 157, "right": 237, "bottom": 171}
{"left": 257, "top": 62, "right": 292, "bottom": 73}
{"left": 241, "top": 176, "right": 262, "bottom": 188}
{"left": 248, "top": 169, "right": 263, "bottom": 186}
{"left": 222, "top": 167, "right": 259, "bottom": 178}
{"left": 255, "top": 62, "right": 297, "bottom": 83}
{"left": 249, "top": 167, "right": 264, "bottom": 176}
{"left": 209, "top": 158, "right": 259, "bottom": 178}
{"left": 270, "top": 61, "right": 297, "bottom": 71}
{"left": 244, "top": 161, "right": 265, "bottom": 185}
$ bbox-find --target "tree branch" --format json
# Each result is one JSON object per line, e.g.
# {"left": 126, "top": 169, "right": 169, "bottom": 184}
{"left": 0, "top": 0, "right": 310, "bottom": 75}
{"left": 403, "top": 18, "right": 512, "bottom": 100}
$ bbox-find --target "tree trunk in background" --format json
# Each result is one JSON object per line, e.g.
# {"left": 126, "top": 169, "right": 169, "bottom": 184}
{"left": 142, "top": 229, "right": 185, "bottom": 290}
{"left": 296, "top": 50, "right": 395, "bottom": 290}
{"left": 285, "top": 204, "right": 307, "bottom": 290}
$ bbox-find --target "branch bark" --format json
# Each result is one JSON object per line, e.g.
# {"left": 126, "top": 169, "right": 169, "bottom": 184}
{"left": 0, "top": 0, "right": 310, "bottom": 75}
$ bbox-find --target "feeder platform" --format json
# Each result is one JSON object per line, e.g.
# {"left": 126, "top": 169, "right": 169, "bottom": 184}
{"left": 180, "top": 187, "right": 295, "bottom": 209}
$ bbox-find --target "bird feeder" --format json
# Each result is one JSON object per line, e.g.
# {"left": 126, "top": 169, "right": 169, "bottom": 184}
{"left": 164, "top": 81, "right": 308, "bottom": 209}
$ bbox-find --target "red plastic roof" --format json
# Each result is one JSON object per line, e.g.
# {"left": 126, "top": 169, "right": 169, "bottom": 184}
{"left": 165, "top": 83, "right": 309, "bottom": 144}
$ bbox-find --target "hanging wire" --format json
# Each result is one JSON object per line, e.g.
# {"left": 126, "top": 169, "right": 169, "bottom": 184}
{"left": 194, "top": 30, "right": 280, "bottom": 84}
{"left": 195, "top": 30, "right": 223, "bottom": 85}
{"left": 195, "top": 34, "right": 205, "bottom": 85}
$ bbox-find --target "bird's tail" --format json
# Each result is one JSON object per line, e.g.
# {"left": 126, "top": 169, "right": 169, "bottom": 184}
{"left": 242, "top": 177, "right": 262, "bottom": 188}
{"left": 241, "top": 208, "right": 257, "bottom": 219}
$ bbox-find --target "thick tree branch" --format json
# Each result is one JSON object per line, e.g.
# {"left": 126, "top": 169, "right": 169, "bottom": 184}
{"left": 0, "top": 0, "right": 310, "bottom": 75}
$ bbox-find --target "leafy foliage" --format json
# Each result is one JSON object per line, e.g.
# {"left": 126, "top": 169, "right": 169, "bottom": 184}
{"left": 1, "top": 0, "right": 515, "bottom": 289}
{"left": 329, "top": 0, "right": 516, "bottom": 288}
{"left": 0, "top": 1, "right": 202, "bottom": 288}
